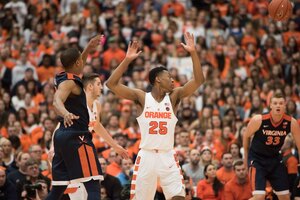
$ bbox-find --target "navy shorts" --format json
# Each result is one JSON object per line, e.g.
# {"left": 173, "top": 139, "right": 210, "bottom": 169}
{"left": 52, "top": 129, "right": 103, "bottom": 185}
{"left": 249, "top": 154, "right": 289, "bottom": 195}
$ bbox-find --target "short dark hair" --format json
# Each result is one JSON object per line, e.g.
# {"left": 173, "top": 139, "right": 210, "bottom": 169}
{"left": 25, "top": 158, "right": 39, "bottom": 168}
{"left": 221, "top": 152, "right": 232, "bottom": 159}
{"left": 271, "top": 92, "right": 285, "bottom": 101}
{"left": 148, "top": 66, "right": 168, "bottom": 86}
{"left": 233, "top": 159, "right": 244, "bottom": 170}
{"left": 82, "top": 73, "right": 100, "bottom": 88}
{"left": 60, "top": 48, "right": 80, "bottom": 69}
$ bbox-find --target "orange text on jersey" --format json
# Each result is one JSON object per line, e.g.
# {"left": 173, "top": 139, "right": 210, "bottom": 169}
{"left": 145, "top": 111, "right": 171, "bottom": 119}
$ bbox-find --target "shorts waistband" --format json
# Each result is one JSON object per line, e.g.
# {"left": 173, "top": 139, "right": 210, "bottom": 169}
{"left": 141, "top": 148, "right": 172, "bottom": 153}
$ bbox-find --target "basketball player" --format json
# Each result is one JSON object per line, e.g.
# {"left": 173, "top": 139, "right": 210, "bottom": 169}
{"left": 63, "top": 73, "right": 117, "bottom": 200}
{"left": 243, "top": 92, "right": 300, "bottom": 200}
{"left": 46, "top": 36, "right": 128, "bottom": 200}
{"left": 106, "top": 32, "right": 205, "bottom": 200}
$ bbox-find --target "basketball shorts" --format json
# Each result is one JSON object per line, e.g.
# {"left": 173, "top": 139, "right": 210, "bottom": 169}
{"left": 249, "top": 154, "right": 289, "bottom": 196}
{"left": 52, "top": 129, "right": 103, "bottom": 186}
{"left": 130, "top": 149, "right": 185, "bottom": 200}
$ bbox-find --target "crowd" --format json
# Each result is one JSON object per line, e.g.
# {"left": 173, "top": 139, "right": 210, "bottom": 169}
{"left": 0, "top": 0, "right": 300, "bottom": 199}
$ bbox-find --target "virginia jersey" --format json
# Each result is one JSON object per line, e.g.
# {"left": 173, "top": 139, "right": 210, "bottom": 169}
{"left": 137, "top": 92, "right": 178, "bottom": 150}
{"left": 54, "top": 72, "right": 89, "bottom": 131}
{"left": 249, "top": 113, "right": 291, "bottom": 158}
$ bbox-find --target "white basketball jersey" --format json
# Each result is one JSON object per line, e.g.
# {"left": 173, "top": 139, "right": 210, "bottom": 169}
{"left": 88, "top": 101, "right": 98, "bottom": 132}
{"left": 137, "top": 92, "right": 178, "bottom": 150}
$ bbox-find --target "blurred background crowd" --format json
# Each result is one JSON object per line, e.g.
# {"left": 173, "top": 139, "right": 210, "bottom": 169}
{"left": 0, "top": 0, "right": 300, "bottom": 199}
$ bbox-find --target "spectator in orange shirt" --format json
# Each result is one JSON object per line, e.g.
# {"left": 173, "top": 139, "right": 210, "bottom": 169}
{"left": 224, "top": 159, "right": 252, "bottom": 200}
{"left": 282, "top": 20, "right": 300, "bottom": 47}
{"left": 106, "top": 150, "right": 122, "bottom": 176}
{"left": 36, "top": 54, "right": 56, "bottom": 83}
{"left": 197, "top": 163, "right": 224, "bottom": 200}
{"left": 216, "top": 152, "right": 235, "bottom": 184}
{"left": 161, "top": 0, "right": 185, "bottom": 17}
{"left": 102, "top": 37, "right": 126, "bottom": 71}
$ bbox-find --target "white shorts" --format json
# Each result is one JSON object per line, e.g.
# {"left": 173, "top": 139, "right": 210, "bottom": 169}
{"left": 130, "top": 149, "right": 185, "bottom": 200}
{"left": 65, "top": 183, "right": 87, "bottom": 200}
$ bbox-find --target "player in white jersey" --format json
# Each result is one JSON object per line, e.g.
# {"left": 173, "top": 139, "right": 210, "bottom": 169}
{"left": 106, "top": 32, "right": 205, "bottom": 200}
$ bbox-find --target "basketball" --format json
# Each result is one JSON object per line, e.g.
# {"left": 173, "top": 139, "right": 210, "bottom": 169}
{"left": 268, "top": 0, "right": 293, "bottom": 21}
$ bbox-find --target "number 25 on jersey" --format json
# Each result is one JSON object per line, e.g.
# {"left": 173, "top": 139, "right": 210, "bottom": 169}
{"left": 149, "top": 121, "right": 168, "bottom": 135}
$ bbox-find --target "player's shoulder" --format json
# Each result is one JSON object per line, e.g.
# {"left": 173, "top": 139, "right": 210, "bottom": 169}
{"left": 169, "top": 88, "right": 181, "bottom": 103}
{"left": 290, "top": 116, "right": 299, "bottom": 125}
{"left": 55, "top": 72, "right": 82, "bottom": 87}
{"left": 135, "top": 89, "right": 146, "bottom": 102}
{"left": 55, "top": 71, "right": 81, "bottom": 81}
{"left": 251, "top": 114, "right": 263, "bottom": 123}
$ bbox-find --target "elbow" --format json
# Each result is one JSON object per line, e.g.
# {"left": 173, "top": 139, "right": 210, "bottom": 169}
{"left": 106, "top": 81, "right": 112, "bottom": 89}
{"left": 106, "top": 79, "right": 117, "bottom": 90}
{"left": 53, "top": 99, "right": 59, "bottom": 111}
{"left": 196, "top": 77, "right": 205, "bottom": 86}
{"left": 200, "top": 77, "right": 206, "bottom": 85}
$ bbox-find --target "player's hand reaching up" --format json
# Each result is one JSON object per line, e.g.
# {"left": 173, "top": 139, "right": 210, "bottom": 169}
{"left": 114, "top": 144, "right": 129, "bottom": 159}
{"left": 181, "top": 32, "right": 196, "bottom": 53}
{"left": 87, "top": 35, "right": 105, "bottom": 49}
{"left": 125, "top": 41, "right": 142, "bottom": 62}
{"left": 63, "top": 112, "right": 79, "bottom": 127}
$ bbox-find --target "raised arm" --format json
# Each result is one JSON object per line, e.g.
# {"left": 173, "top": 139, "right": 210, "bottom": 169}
{"left": 173, "top": 32, "right": 205, "bottom": 100}
{"left": 106, "top": 41, "right": 143, "bottom": 102}
{"left": 81, "top": 35, "right": 104, "bottom": 66}
{"left": 53, "top": 80, "right": 79, "bottom": 127}
{"left": 243, "top": 115, "right": 262, "bottom": 166}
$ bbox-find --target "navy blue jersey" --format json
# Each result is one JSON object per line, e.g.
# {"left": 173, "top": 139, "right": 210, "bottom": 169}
{"left": 249, "top": 113, "right": 291, "bottom": 158}
{"left": 54, "top": 72, "right": 89, "bottom": 131}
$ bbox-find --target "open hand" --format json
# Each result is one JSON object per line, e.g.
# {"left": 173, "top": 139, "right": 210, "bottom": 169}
{"left": 114, "top": 144, "right": 129, "bottom": 159}
{"left": 125, "top": 41, "right": 142, "bottom": 61}
{"left": 63, "top": 112, "right": 79, "bottom": 127}
{"left": 87, "top": 35, "right": 105, "bottom": 49}
{"left": 181, "top": 32, "right": 196, "bottom": 53}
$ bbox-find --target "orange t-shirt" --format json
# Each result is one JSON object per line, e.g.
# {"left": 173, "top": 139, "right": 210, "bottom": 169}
{"left": 224, "top": 176, "right": 252, "bottom": 200}
{"left": 216, "top": 167, "right": 235, "bottom": 184}
{"left": 37, "top": 66, "right": 56, "bottom": 83}
{"left": 283, "top": 150, "right": 298, "bottom": 174}
{"left": 241, "top": 35, "right": 257, "bottom": 49}
{"left": 20, "top": 134, "right": 33, "bottom": 152}
{"left": 197, "top": 179, "right": 224, "bottom": 200}
{"left": 282, "top": 31, "right": 300, "bottom": 46}
{"left": 161, "top": 2, "right": 185, "bottom": 17}
{"left": 102, "top": 48, "right": 126, "bottom": 70}
{"left": 106, "top": 161, "right": 121, "bottom": 177}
